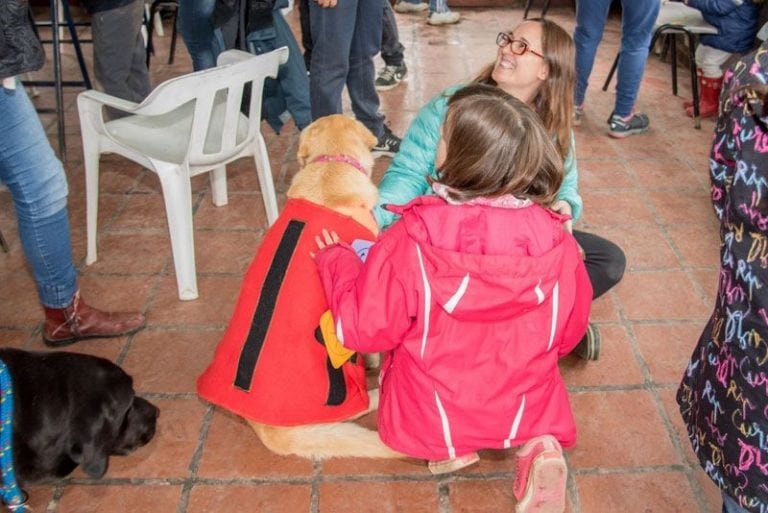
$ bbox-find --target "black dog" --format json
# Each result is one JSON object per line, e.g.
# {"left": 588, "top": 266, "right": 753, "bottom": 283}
{"left": 0, "top": 348, "right": 159, "bottom": 483}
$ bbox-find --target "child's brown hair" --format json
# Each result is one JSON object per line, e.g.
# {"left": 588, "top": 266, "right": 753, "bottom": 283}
{"left": 432, "top": 84, "right": 563, "bottom": 206}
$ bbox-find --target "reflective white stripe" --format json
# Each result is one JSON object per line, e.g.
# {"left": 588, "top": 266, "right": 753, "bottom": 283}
{"left": 503, "top": 395, "right": 526, "bottom": 449}
{"left": 443, "top": 273, "right": 470, "bottom": 314}
{"left": 534, "top": 280, "right": 545, "bottom": 305}
{"left": 335, "top": 317, "right": 344, "bottom": 344}
{"left": 546, "top": 282, "right": 559, "bottom": 351}
{"left": 415, "top": 245, "right": 431, "bottom": 359}
{"left": 434, "top": 391, "right": 456, "bottom": 459}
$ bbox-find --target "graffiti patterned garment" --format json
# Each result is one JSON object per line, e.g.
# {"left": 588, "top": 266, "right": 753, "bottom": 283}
{"left": 677, "top": 43, "right": 768, "bottom": 512}
{"left": 197, "top": 199, "right": 374, "bottom": 426}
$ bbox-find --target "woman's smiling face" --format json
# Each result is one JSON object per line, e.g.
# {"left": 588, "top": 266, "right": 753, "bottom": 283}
{"left": 491, "top": 21, "right": 549, "bottom": 102}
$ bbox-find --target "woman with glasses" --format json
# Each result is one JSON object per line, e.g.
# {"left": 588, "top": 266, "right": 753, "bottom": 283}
{"left": 374, "top": 18, "right": 626, "bottom": 361}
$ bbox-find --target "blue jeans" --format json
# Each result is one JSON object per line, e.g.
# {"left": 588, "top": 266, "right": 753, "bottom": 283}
{"left": 722, "top": 492, "right": 751, "bottom": 513}
{"left": 178, "top": 0, "right": 217, "bottom": 71}
{"left": 308, "top": 0, "right": 385, "bottom": 138}
{"left": 0, "top": 83, "right": 77, "bottom": 308}
{"left": 382, "top": 0, "right": 404, "bottom": 67}
{"left": 574, "top": 0, "right": 659, "bottom": 117}
{"left": 246, "top": 11, "right": 312, "bottom": 132}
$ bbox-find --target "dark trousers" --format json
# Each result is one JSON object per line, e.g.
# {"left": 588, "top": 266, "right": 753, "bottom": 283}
{"left": 573, "top": 230, "right": 626, "bottom": 299}
{"left": 308, "top": 0, "right": 384, "bottom": 138}
{"left": 381, "top": 0, "right": 404, "bottom": 67}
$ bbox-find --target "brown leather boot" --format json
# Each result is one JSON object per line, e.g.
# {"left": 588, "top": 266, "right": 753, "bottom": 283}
{"left": 42, "top": 291, "right": 146, "bottom": 347}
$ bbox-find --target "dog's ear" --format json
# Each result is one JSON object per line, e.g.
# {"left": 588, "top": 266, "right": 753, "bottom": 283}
{"left": 69, "top": 429, "right": 112, "bottom": 479}
{"left": 297, "top": 122, "right": 318, "bottom": 167}
{"left": 70, "top": 373, "right": 135, "bottom": 479}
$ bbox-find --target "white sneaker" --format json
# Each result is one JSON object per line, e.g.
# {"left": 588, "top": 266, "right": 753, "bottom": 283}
{"left": 427, "top": 10, "right": 460, "bottom": 25}
{"left": 394, "top": 0, "right": 428, "bottom": 13}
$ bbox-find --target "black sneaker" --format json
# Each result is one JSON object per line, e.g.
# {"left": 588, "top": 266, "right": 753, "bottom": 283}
{"left": 376, "top": 63, "right": 408, "bottom": 91}
{"left": 572, "top": 322, "right": 600, "bottom": 361}
{"left": 373, "top": 125, "right": 401, "bottom": 158}
{"left": 607, "top": 111, "right": 649, "bottom": 139}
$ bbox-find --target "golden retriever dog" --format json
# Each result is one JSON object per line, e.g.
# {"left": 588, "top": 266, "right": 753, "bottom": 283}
{"left": 198, "top": 115, "right": 401, "bottom": 460}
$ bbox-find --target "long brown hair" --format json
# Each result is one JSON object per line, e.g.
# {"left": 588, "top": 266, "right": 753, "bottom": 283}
{"left": 431, "top": 84, "right": 563, "bottom": 206}
{"left": 473, "top": 18, "right": 575, "bottom": 161}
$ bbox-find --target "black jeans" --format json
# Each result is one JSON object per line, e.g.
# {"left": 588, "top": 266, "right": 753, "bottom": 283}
{"left": 573, "top": 230, "right": 626, "bottom": 299}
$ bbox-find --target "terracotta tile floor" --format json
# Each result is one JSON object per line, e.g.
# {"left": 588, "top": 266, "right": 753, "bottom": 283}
{"left": 0, "top": 6, "right": 724, "bottom": 512}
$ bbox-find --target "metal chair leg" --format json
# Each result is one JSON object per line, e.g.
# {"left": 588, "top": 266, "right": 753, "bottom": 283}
{"left": 686, "top": 30, "right": 701, "bottom": 129}
{"left": 602, "top": 53, "right": 619, "bottom": 91}
{"left": 168, "top": 5, "right": 178, "bottom": 65}
{"left": 670, "top": 33, "right": 678, "bottom": 96}
{"left": 540, "top": 0, "right": 552, "bottom": 18}
{"left": 523, "top": 0, "right": 533, "bottom": 19}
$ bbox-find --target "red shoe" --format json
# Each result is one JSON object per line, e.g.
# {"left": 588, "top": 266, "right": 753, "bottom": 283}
{"left": 513, "top": 435, "right": 567, "bottom": 513}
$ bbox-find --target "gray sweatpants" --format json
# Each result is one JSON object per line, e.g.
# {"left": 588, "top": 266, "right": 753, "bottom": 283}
{"left": 91, "top": 0, "right": 151, "bottom": 103}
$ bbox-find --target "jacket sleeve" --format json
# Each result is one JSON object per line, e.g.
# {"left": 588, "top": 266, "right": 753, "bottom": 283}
{"left": 315, "top": 240, "right": 413, "bottom": 354}
{"left": 373, "top": 90, "right": 454, "bottom": 229}
{"left": 686, "top": 0, "right": 740, "bottom": 16}
{"left": 558, "top": 239, "right": 593, "bottom": 358}
{"left": 557, "top": 132, "right": 583, "bottom": 222}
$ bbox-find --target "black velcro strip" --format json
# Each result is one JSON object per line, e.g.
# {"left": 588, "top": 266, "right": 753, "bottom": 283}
{"left": 314, "top": 324, "right": 348, "bottom": 406}
{"left": 234, "top": 220, "right": 305, "bottom": 390}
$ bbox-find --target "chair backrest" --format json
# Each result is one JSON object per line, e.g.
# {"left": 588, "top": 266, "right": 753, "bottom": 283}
{"left": 134, "top": 47, "right": 289, "bottom": 167}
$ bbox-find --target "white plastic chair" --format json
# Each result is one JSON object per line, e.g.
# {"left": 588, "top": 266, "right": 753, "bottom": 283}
{"left": 78, "top": 47, "right": 288, "bottom": 300}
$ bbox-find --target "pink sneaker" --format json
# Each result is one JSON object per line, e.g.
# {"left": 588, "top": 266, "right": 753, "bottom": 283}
{"left": 427, "top": 451, "right": 480, "bottom": 475}
{"left": 513, "top": 435, "right": 567, "bottom": 513}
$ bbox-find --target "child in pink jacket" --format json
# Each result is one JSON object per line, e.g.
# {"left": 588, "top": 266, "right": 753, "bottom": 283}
{"left": 314, "top": 84, "right": 592, "bottom": 513}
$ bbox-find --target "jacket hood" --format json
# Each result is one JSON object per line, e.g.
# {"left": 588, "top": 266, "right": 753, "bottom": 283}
{"left": 388, "top": 196, "right": 571, "bottom": 323}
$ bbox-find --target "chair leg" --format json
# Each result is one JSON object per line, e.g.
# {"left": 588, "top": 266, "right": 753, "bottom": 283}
{"left": 157, "top": 163, "right": 199, "bottom": 300}
{"left": 540, "top": 0, "right": 552, "bottom": 18}
{"left": 82, "top": 129, "right": 101, "bottom": 266}
{"left": 670, "top": 34, "right": 678, "bottom": 96}
{"left": 209, "top": 166, "right": 228, "bottom": 207}
{"left": 523, "top": 0, "right": 533, "bottom": 19}
{"left": 602, "top": 53, "right": 620, "bottom": 91}
{"left": 169, "top": 5, "right": 178, "bottom": 65}
{"left": 145, "top": 3, "right": 157, "bottom": 67}
{"left": 686, "top": 31, "right": 701, "bottom": 129}
{"left": 0, "top": 228, "right": 8, "bottom": 253}
{"left": 253, "top": 135, "right": 279, "bottom": 226}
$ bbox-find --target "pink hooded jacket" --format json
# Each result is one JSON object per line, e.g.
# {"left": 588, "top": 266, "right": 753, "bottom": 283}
{"left": 315, "top": 196, "right": 592, "bottom": 460}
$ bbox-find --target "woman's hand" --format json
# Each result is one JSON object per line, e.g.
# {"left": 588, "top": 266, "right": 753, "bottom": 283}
{"left": 311, "top": 229, "right": 341, "bottom": 258}
{"left": 316, "top": 0, "right": 338, "bottom": 8}
{"left": 551, "top": 200, "right": 573, "bottom": 233}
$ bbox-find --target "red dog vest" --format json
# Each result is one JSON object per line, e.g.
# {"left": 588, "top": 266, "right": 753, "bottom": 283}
{"left": 197, "top": 199, "right": 375, "bottom": 426}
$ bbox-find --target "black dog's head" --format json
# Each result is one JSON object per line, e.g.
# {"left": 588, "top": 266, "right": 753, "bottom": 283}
{"left": 65, "top": 359, "right": 160, "bottom": 479}
{"left": 69, "top": 389, "right": 160, "bottom": 479}
{"left": 0, "top": 348, "right": 159, "bottom": 482}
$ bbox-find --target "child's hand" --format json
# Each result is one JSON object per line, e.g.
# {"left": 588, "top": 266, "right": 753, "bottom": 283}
{"left": 311, "top": 229, "right": 341, "bottom": 258}
{"left": 551, "top": 200, "right": 573, "bottom": 233}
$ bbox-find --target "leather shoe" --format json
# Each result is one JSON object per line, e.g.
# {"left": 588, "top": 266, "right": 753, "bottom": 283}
{"left": 42, "top": 291, "right": 146, "bottom": 347}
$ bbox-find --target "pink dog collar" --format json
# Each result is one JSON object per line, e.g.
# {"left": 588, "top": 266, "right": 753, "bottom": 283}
{"left": 310, "top": 154, "right": 368, "bottom": 175}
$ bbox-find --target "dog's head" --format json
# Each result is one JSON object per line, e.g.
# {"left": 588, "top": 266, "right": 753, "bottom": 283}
{"left": 67, "top": 363, "right": 159, "bottom": 479}
{"left": 290, "top": 115, "right": 380, "bottom": 224}
{"left": 296, "top": 115, "right": 378, "bottom": 171}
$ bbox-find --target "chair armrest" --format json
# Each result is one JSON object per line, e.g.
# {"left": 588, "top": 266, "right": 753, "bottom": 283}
{"left": 78, "top": 90, "right": 141, "bottom": 114}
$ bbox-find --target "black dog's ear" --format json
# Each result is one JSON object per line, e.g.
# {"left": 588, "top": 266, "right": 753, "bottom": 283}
{"left": 68, "top": 435, "right": 110, "bottom": 479}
